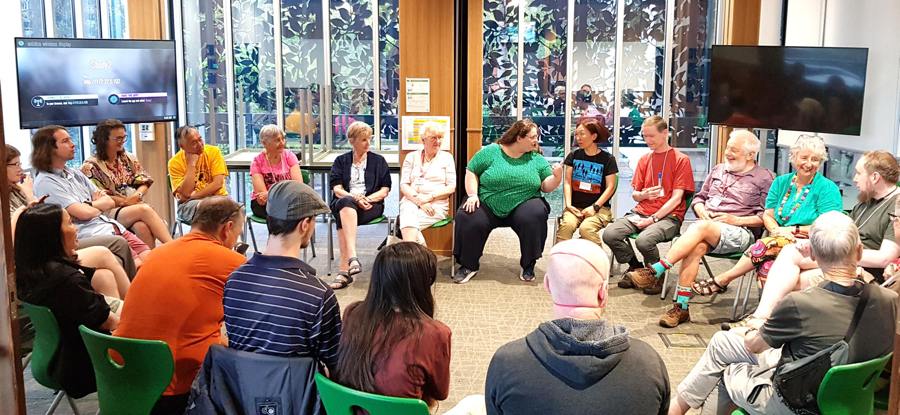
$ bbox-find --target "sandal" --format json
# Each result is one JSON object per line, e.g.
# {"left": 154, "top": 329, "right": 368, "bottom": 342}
{"left": 347, "top": 257, "right": 362, "bottom": 277}
{"left": 330, "top": 272, "right": 353, "bottom": 290}
{"left": 692, "top": 278, "right": 728, "bottom": 296}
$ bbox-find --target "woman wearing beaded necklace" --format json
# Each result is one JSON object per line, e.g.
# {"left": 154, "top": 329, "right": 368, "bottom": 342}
{"left": 692, "top": 135, "right": 843, "bottom": 296}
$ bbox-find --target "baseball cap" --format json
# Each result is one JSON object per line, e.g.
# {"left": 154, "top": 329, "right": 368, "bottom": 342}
{"left": 266, "top": 181, "right": 330, "bottom": 221}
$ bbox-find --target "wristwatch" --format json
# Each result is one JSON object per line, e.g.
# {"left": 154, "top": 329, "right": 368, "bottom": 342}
{"left": 592, "top": 203, "right": 601, "bottom": 212}
{"left": 651, "top": 215, "right": 660, "bottom": 223}
{"left": 136, "top": 191, "right": 144, "bottom": 201}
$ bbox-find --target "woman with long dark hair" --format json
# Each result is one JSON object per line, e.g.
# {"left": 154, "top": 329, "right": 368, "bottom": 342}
{"left": 15, "top": 203, "right": 119, "bottom": 398}
{"left": 334, "top": 242, "right": 451, "bottom": 409}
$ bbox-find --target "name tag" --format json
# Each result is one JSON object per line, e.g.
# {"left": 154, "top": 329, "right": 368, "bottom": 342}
{"left": 578, "top": 181, "right": 592, "bottom": 191}
{"left": 708, "top": 196, "right": 723, "bottom": 208}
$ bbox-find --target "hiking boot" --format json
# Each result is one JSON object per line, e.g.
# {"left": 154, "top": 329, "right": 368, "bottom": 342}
{"left": 642, "top": 276, "right": 664, "bottom": 295}
{"left": 618, "top": 273, "right": 635, "bottom": 289}
{"left": 625, "top": 267, "right": 658, "bottom": 289}
{"left": 520, "top": 266, "right": 536, "bottom": 282}
{"left": 659, "top": 305, "right": 691, "bottom": 328}
{"left": 452, "top": 266, "right": 477, "bottom": 284}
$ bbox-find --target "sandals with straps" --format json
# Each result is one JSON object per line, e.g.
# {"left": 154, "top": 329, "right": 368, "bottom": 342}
{"left": 692, "top": 278, "right": 728, "bottom": 296}
{"left": 330, "top": 272, "right": 353, "bottom": 290}
{"left": 347, "top": 257, "right": 362, "bottom": 277}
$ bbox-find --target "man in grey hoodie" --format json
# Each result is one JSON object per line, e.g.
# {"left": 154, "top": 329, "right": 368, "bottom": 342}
{"left": 484, "top": 239, "right": 670, "bottom": 415}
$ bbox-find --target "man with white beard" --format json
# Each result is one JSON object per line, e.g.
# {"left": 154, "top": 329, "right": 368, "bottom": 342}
{"left": 625, "top": 130, "right": 774, "bottom": 328}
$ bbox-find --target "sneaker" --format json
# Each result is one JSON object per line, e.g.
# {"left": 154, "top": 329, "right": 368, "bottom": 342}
{"left": 617, "top": 273, "right": 635, "bottom": 289}
{"left": 659, "top": 305, "right": 691, "bottom": 328}
{"left": 642, "top": 276, "right": 664, "bottom": 295}
{"left": 452, "top": 266, "right": 478, "bottom": 284}
{"left": 520, "top": 266, "right": 536, "bottom": 282}
{"left": 625, "top": 267, "right": 658, "bottom": 289}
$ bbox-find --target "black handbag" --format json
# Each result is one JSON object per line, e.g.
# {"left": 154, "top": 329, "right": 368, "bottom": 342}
{"left": 772, "top": 283, "right": 870, "bottom": 414}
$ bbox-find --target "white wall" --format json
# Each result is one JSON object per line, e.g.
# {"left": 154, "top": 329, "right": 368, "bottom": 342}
{"left": 0, "top": 3, "right": 32, "bottom": 165}
{"left": 778, "top": 0, "right": 900, "bottom": 154}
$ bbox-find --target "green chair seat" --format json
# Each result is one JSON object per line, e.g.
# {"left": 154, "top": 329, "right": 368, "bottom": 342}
{"left": 248, "top": 214, "right": 267, "bottom": 224}
{"left": 23, "top": 303, "right": 86, "bottom": 414}
{"left": 315, "top": 373, "right": 429, "bottom": 415}
{"left": 366, "top": 215, "right": 387, "bottom": 225}
{"left": 79, "top": 325, "right": 175, "bottom": 415}
{"left": 431, "top": 217, "right": 453, "bottom": 228}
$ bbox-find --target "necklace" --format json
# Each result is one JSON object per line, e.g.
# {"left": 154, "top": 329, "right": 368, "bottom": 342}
{"left": 776, "top": 175, "right": 814, "bottom": 224}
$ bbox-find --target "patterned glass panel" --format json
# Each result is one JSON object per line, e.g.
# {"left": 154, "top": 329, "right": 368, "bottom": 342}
{"left": 21, "top": 0, "right": 46, "bottom": 37}
{"left": 108, "top": 0, "right": 128, "bottom": 38}
{"left": 52, "top": 0, "right": 76, "bottom": 38}
{"left": 233, "top": 0, "right": 278, "bottom": 148}
{"left": 182, "top": 0, "right": 229, "bottom": 154}
{"left": 482, "top": 0, "right": 518, "bottom": 146}
{"left": 670, "top": 0, "right": 715, "bottom": 196}
{"left": 282, "top": 0, "right": 325, "bottom": 156}
{"left": 330, "top": 0, "right": 375, "bottom": 150}
{"left": 378, "top": 0, "right": 400, "bottom": 150}
{"left": 571, "top": 0, "right": 617, "bottom": 153}
{"left": 617, "top": 0, "right": 666, "bottom": 215}
{"left": 523, "top": 0, "right": 567, "bottom": 159}
{"left": 81, "top": 0, "right": 100, "bottom": 38}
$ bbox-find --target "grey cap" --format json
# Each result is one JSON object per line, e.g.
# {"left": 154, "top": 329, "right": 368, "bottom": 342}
{"left": 266, "top": 181, "right": 330, "bottom": 221}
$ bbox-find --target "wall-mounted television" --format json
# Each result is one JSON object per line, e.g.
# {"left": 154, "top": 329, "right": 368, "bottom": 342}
{"left": 15, "top": 38, "right": 177, "bottom": 129}
{"left": 708, "top": 45, "right": 868, "bottom": 135}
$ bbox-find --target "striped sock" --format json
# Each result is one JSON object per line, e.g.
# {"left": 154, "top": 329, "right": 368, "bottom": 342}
{"left": 650, "top": 259, "right": 674, "bottom": 277}
{"left": 675, "top": 285, "right": 692, "bottom": 309}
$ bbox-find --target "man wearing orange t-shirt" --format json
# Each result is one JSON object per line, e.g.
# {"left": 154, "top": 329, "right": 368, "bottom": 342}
{"left": 602, "top": 116, "right": 694, "bottom": 295}
{"left": 114, "top": 196, "right": 246, "bottom": 415}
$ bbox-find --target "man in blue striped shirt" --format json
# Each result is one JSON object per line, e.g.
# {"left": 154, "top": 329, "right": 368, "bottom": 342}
{"left": 224, "top": 180, "right": 342, "bottom": 371}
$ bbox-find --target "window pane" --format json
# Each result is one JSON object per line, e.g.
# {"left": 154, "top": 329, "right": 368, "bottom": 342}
{"left": 330, "top": 0, "right": 375, "bottom": 150}
{"left": 378, "top": 0, "right": 400, "bottom": 150}
{"left": 617, "top": 0, "right": 666, "bottom": 215}
{"left": 282, "top": 0, "right": 325, "bottom": 158}
{"left": 571, "top": 0, "right": 617, "bottom": 134}
{"left": 81, "top": 0, "right": 100, "bottom": 38}
{"left": 108, "top": 0, "right": 128, "bottom": 38}
{"left": 482, "top": 0, "right": 518, "bottom": 146}
{"left": 670, "top": 0, "right": 716, "bottom": 200}
{"left": 523, "top": 0, "right": 567, "bottom": 159}
{"left": 233, "top": 0, "right": 278, "bottom": 148}
{"left": 52, "top": 0, "right": 76, "bottom": 38}
{"left": 21, "top": 0, "right": 46, "bottom": 37}
{"left": 182, "top": 0, "right": 229, "bottom": 153}
{"left": 65, "top": 127, "right": 84, "bottom": 169}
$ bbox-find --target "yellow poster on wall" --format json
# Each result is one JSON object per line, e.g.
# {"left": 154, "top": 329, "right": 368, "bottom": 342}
{"left": 401, "top": 115, "right": 451, "bottom": 150}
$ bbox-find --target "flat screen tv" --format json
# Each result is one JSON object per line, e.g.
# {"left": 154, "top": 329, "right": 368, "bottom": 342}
{"left": 15, "top": 38, "right": 177, "bottom": 129}
{"left": 708, "top": 45, "right": 868, "bottom": 135}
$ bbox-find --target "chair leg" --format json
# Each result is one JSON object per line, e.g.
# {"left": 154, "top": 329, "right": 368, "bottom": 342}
{"left": 327, "top": 217, "right": 333, "bottom": 276}
{"left": 247, "top": 218, "right": 258, "bottom": 253}
{"left": 44, "top": 391, "right": 65, "bottom": 415}
{"left": 731, "top": 272, "right": 751, "bottom": 321}
{"left": 739, "top": 272, "right": 757, "bottom": 318}
{"left": 66, "top": 395, "right": 81, "bottom": 415}
{"left": 660, "top": 271, "right": 669, "bottom": 300}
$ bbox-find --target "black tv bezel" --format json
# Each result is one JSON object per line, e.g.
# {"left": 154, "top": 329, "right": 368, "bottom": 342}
{"left": 14, "top": 37, "right": 179, "bottom": 129}
{"left": 708, "top": 44, "right": 869, "bottom": 135}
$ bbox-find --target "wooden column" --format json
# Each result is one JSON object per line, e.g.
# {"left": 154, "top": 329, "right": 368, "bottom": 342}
{"left": 467, "top": 0, "right": 483, "bottom": 161}
{"left": 715, "top": 0, "right": 762, "bottom": 163}
{"left": 127, "top": 0, "right": 173, "bottom": 226}
{"left": 399, "top": 0, "right": 456, "bottom": 256}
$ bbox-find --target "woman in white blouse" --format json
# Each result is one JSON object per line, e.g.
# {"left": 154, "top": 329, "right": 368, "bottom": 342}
{"left": 399, "top": 122, "right": 456, "bottom": 245}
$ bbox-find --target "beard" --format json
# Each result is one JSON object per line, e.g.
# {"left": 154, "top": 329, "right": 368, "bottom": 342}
{"left": 857, "top": 188, "right": 875, "bottom": 203}
{"left": 725, "top": 159, "right": 748, "bottom": 173}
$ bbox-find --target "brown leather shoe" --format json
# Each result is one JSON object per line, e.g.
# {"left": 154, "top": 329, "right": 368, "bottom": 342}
{"left": 642, "top": 276, "right": 664, "bottom": 295}
{"left": 659, "top": 305, "right": 691, "bottom": 328}
{"left": 625, "top": 267, "right": 657, "bottom": 289}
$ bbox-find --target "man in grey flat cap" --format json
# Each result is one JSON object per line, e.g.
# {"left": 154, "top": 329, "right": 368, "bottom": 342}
{"left": 223, "top": 181, "right": 342, "bottom": 370}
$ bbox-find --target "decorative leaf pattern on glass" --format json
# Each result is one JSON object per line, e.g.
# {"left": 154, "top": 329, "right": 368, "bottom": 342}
{"left": 379, "top": 0, "right": 400, "bottom": 150}
{"left": 282, "top": 0, "right": 325, "bottom": 150}
{"left": 330, "top": 0, "right": 375, "bottom": 150}
{"left": 619, "top": 0, "right": 665, "bottom": 146}
{"left": 233, "top": 0, "right": 278, "bottom": 148}
{"left": 482, "top": 0, "right": 519, "bottom": 146}
{"left": 523, "top": 0, "right": 568, "bottom": 158}
{"left": 670, "top": 0, "right": 714, "bottom": 148}
{"left": 183, "top": 0, "right": 230, "bottom": 151}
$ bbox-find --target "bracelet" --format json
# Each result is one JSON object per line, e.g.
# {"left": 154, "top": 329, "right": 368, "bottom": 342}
{"left": 467, "top": 194, "right": 478, "bottom": 199}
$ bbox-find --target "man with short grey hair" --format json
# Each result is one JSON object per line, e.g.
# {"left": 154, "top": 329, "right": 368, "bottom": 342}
{"left": 627, "top": 129, "right": 774, "bottom": 328}
{"left": 669, "top": 211, "right": 897, "bottom": 415}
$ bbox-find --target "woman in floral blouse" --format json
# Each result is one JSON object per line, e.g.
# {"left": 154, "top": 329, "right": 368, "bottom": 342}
{"left": 81, "top": 119, "right": 172, "bottom": 247}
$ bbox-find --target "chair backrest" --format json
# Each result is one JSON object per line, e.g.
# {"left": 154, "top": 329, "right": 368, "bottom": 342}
{"left": 314, "top": 373, "right": 430, "bottom": 415}
{"left": 302, "top": 169, "right": 311, "bottom": 185}
{"left": 22, "top": 303, "right": 62, "bottom": 390}
{"left": 79, "top": 325, "right": 175, "bottom": 415}
{"left": 817, "top": 352, "right": 893, "bottom": 415}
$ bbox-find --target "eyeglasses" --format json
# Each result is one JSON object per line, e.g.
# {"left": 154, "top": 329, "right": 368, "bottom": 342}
{"left": 889, "top": 212, "right": 900, "bottom": 222}
{"left": 113, "top": 136, "right": 127, "bottom": 142}
{"left": 7, "top": 162, "right": 21, "bottom": 167}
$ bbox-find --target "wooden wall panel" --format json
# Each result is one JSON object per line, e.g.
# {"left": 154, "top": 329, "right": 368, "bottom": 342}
{"left": 127, "top": 0, "right": 173, "bottom": 227}
{"left": 467, "top": 0, "right": 483, "bottom": 161}
{"left": 399, "top": 0, "right": 456, "bottom": 255}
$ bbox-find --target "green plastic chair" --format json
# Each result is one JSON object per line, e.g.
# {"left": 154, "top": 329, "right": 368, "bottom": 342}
{"left": 327, "top": 214, "right": 393, "bottom": 276}
{"left": 78, "top": 325, "right": 175, "bottom": 415}
{"left": 430, "top": 217, "right": 453, "bottom": 228}
{"left": 245, "top": 169, "right": 317, "bottom": 255}
{"left": 22, "top": 303, "right": 83, "bottom": 415}
{"left": 733, "top": 352, "right": 893, "bottom": 415}
{"left": 817, "top": 352, "right": 893, "bottom": 415}
{"left": 314, "top": 373, "right": 430, "bottom": 415}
